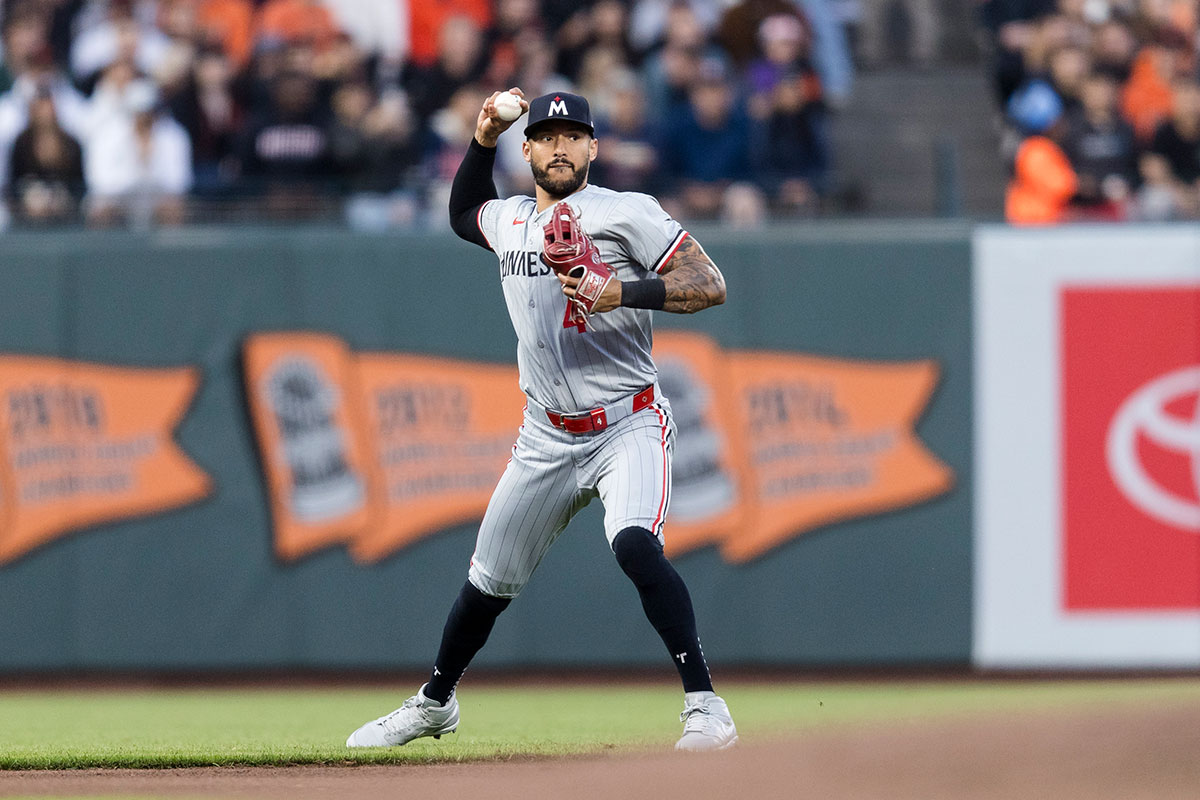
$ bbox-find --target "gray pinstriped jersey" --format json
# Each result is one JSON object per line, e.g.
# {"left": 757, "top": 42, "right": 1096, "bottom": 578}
{"left": 477, "top": 184, "right": 687, "bottom": 413}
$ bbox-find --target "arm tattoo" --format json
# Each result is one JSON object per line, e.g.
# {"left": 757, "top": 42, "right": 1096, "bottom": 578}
{"left": 657, "top": 236, "right": 727, "bottom": 314}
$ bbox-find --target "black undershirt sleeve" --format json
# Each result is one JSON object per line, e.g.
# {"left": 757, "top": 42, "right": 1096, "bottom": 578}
{"left": 448, "top": 138, "right": 500, "bottom": 250}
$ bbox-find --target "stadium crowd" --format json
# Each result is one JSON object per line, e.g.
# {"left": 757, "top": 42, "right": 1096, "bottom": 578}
{"left": 0, "top": 0, "right": 856, "bottom": 229}
{"left": 986, "top": 0, "right": 1200, "bottom": 223}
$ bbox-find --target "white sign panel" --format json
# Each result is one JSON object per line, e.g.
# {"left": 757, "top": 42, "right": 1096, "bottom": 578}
{"left": 973, "top": 226, "right": 1200, "bottom": 668}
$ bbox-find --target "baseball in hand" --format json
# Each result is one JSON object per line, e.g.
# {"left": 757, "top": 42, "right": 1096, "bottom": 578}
{"left": 494, "top": 92, "right": 523, "bottom": 122}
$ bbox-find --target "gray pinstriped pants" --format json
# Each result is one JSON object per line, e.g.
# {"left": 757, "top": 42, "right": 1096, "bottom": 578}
{"left": 467, "top": 399, "right": 675, "bottom": 598}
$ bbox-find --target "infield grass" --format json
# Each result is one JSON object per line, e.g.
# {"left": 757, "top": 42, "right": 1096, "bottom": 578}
{"left": 2, "top": 678, "right": 1198, "bottom": 769}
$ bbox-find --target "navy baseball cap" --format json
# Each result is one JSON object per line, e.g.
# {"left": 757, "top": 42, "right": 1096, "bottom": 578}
{"left": 523, "top": 92, "right": 594, "bottom": 138}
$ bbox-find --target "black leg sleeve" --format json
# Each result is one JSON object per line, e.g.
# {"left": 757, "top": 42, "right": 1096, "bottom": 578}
{"left": 612, "top": 526, "right": 714, "bottom": 693}
{"left": 424, "top": 581, "right": 511, "bottom": 704}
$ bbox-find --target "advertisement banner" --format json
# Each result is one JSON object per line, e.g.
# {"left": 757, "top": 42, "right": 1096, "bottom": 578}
{"left": 656, "top": 334, "right": 953, "bottom": 562}
{"left": 974, "top": 227, "right": 1200, "bottom": 668}
{"left": 245, "top": 332, "right": 954, "bottom": 566}
{"left": 350, "top": 354, "right": 524, "bottom": 562}
{"left": 0, "top": 357, "right": 210, "bottom": 563}
{"left": 1062, "top": 289, "right": 1200, "bottom": 610}
{"left": 243, "top": 333, "right": 376, "bottom": 561}
{"left": 244, "top": 333, "right": 525, "bottom": 563}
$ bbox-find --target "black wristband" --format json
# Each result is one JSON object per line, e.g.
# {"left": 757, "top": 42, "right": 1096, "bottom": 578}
{"left": 620, "top": 279, "right": 666, "bottom": 310}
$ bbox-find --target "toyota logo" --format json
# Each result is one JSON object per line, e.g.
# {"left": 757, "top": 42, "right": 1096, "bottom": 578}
{"left": 1106, "top": 365, "right": 1200, "bottom": 531}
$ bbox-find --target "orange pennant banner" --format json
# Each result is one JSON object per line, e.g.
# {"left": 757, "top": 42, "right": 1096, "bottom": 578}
{"left": 243, "top": 332, "right": 376, "bottom": 561}
{"left": 0, "top": 356, "right": 211, "bottom": 564}
{"left": 243, "top": 333, "right": 524, "bottom": 563}
{"left": 655, "top": 333, "right": 954, "bottom": 562}
{"left": 244, "top": 332, "right": 952, "bottom": 565}
{"left": 350, "top": 354, "right": 524, "bottom": 562}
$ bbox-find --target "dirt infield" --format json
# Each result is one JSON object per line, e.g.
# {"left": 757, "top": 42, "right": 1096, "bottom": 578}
{"left": 5, "top": 698, "right": 1199, "bottom": 800}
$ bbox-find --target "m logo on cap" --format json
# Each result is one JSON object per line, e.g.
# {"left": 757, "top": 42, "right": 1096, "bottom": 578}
{"left": 549, "top": 98, "right": 568, "bottom": 116}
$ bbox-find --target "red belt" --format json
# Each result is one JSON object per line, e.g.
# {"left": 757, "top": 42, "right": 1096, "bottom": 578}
{"left": 545, "top": 385, "right": 656, "bottom": 434}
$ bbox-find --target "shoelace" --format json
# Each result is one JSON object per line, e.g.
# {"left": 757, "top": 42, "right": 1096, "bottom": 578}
{"left": 380, "top": 696, "right": 422, "bottom": 733}
{"left": 680, "top": 703, "right": 716, "bottom": 734}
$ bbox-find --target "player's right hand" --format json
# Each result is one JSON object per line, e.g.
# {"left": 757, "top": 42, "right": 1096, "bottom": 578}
{"left": 475, "top": 88, "right": 528, "bottom": 148}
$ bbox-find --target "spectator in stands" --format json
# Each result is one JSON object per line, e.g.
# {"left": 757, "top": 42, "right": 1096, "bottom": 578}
{"left": 1045, "top": 45, "right": 1090, "bottom": 115}
{"left": 977, "top": 0, "right": 1064, "bottom": 103}
{"left": 422, "top": 81, "right": 484, "bottom": 222}
{"left": 589, "top": 69, "right": 660, "bottom": 193}
{"left": 0, "top": 7, "right": 49, "bottom": 94}
{"left": 640, "top": 4, "right": 719, "bottom": 127}
{"left": 1061, "top": 70, "right": 1138, "bottom": 219}
{"left": 70, "top": 0, "right": 171, "bottom": 92}
{"left": 746, "top": 14, "right": 829, "bottom": 210}
{"left": 196, "top": 0, "right": 255, "bottom": 72}
{"left": 555, "top": 0, "right": 635, "bottom": 83}
{"left": 628, "top": 0, "right": 723, "bottom": 56}
{"left": 794, "top": 0, "right": 854, "bottom": 108}
{"left": 403, "top": 15, "right": 487, "bottom": 125}
{"left": 84, "top": 80, "right": 192, "bottom": 227}
{"left": 659, "top": 56, "right": 754, "bottom": 220}
{"left": 745, "top": 13, "right": 817, "bottom": 115}
{"left": 856, "top": 0, "right": 941, "bottom": 68}
{"left": 320, "top": 0, "right": 409, "bottom": 69}
{"left": 1121, "top": 27, "right": 1191, "bottom": 142}
{"left": 167, "top": 46, "right": 242, "bottom": 196}
{"left": 1020, "top": 13, "right": 1091, "bottom": 88}
{"left": 1090, "top": 19, "right": 1138, "bottom": 84}
{"left": 7, "top": 88, "right": 84, "bottom": 223}
{"left": 409, "top": 0, "right": 491, "bottom": 69}
{"left": 718, "top": 0, "right": 802, "bottom": 67}
{"left": 575, "top": 45, "right": 629, "bottom": 122}
{"left": 749, "top": 68, "right": 828, "bottom": 213}
{"left": 328, "top": 79, "right": 419, "bottom": 194}
{"left": 236, "top": 69, "right": 333, "bottom": 217}
{"left": 1005, "top": 79, "right": 1077, "bottom": 224}
{"left": 0, "top": 45, "right": 89, "bottom": 194}
{"left": 1148, "top": 79, "right": 1200, "bottom": 188}
{"left": 483, "top": 0, "right": 539, "bottom": 90}
{"left": 511, "top": 29, "right": 573, "bottom": 100}
{"left": 254, "top": 0, "right": 343, "bottom": 54}
{"left": 1135, "top": 78, "right": 1200, "bottom": 218}
{"left": 307, "top": 31, "right": 368, "bottom": 84}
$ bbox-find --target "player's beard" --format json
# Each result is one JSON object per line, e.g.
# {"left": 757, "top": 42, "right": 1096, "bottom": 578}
{"left": 531, "top": 157, "right": 589, "bottom": 198}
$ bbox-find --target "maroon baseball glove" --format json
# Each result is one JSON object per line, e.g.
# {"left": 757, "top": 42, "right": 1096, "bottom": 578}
{"left": 541, "top": 201, "right": 615, "bottom": 330}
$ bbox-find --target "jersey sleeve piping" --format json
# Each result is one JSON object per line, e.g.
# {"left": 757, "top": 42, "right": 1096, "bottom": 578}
{"left": 477, "top": 200, "right": 495, "bottom": 251}
{"left": 652, "top": 230, "right": 689, "bottom": 274}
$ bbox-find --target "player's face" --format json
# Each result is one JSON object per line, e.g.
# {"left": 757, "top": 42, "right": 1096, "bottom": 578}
{"left": 524, "top": 122, "right": 598, "bottom": 198}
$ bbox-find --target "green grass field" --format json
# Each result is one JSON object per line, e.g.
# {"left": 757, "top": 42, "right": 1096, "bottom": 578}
{"left": 2, "top": 679, "right": 1198, "bottom": 770}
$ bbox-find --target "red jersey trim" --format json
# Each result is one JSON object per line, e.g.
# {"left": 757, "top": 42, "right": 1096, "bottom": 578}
{"left": 653, "top": 230, "right": 689, "bottom": 274}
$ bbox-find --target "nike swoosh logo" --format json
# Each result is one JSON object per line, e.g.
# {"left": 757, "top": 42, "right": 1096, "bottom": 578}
{"left": 513, "top": 219, "right": 526, "bottom": 225}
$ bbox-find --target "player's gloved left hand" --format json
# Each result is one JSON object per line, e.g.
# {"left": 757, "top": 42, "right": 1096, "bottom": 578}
{"left": 541, "top": 202, "right": 615, "bottom": 330}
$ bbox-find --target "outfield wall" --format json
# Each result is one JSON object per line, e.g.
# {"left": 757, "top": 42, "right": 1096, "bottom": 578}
{"left": 1, "top": 223, "right": 1194, "bottom": 672}
{"left": 0, "top": 224, "right": 973, "bottom": 671}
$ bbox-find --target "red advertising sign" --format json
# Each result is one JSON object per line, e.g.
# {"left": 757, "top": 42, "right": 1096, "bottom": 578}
{"left": 1061, "top": 288, "right": 1200, "bottom": 610}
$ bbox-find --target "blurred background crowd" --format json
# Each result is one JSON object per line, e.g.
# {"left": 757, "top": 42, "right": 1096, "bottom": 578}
{"left": 989, "top": 0, "right": 1200, "bottom": 223}
{"left": 0, "top": 0, "right": 1197, "bottom": 229}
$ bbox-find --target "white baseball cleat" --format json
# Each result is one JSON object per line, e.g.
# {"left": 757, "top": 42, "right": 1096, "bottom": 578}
{"left": 345, "top": 684, "right": 459, "bottom": 747}
{"left": 675, "top": 692, "right": 738, "bottom": 752}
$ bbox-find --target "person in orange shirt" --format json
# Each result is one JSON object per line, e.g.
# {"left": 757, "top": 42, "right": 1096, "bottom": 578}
{"left": 1005, "top": 80, "right": 1078, "bottom": 225}
{"left": 1121, "top": 28, "right": 1192, "bottom": 141}
{"left": 197, "top": 0, "right": 254, "bottom": 70}
{"left": 408, "top": 0, "right": 491, "bottom": 68}
{"left": 255, "top": 0, "right": 342, "bottom": 54}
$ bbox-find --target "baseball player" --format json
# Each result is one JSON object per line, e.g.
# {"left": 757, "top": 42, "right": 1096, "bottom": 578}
{"left": 346, "top": 88, "right": 735, "bottom": 752}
